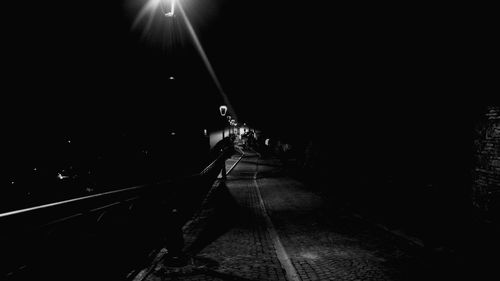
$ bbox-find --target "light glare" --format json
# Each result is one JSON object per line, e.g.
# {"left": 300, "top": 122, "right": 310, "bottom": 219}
{"left": 130, "top": 0, "right": 238, "bottom": 120}
{"left": 165, "top": 0, "right": 176, "bottom": 17}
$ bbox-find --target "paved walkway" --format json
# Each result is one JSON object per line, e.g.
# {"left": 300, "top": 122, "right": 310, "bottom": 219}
{"left": 134, "top": 150, "right": 433, "bottom": 281}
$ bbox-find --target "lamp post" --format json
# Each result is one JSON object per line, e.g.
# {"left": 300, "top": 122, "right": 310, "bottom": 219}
{"left": 219, "top": 105, "right": 227, "bottom": 139}
{"left": 230, "top": 120, "right": 236, "bottom": 136}
{"left": 219, "top": 105, "right": 228, "bottom": 180}
{"left": 226, "top": 115, "right": 232, "bottom": 136}
{"left": 164, "top": 0, "right": 176, "bottom": 17}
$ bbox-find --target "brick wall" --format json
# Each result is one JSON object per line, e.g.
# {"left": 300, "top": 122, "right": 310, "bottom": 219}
{"left": 473, "top": 106, "right": 500, "bottom": 215}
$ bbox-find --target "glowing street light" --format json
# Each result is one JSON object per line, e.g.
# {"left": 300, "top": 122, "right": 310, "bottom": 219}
{"left": 219, "top": 105, "right": 227, "bottom": 117}
{"left": 219, "top": 105, "right": 228, "bottom": 180}
{"left": 220, "top": 105, "right": 228, "bottom": 139}
{"left": 230, "top": 120, "right": 237, "bottom": 135}
{"left": 226, "top": 115, "right": 232, "bottom": 135}
{"left": 164, "top": 0, "right": 176, "bottom": 17}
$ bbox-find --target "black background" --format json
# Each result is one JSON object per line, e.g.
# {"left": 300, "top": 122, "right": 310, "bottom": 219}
{"left": 1, "top": 1, "right": 495, "bottom": 139}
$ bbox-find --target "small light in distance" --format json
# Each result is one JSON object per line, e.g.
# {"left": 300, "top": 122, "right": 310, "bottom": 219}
{"left": 57, "top": 173, "right": 69, "bottom": 180}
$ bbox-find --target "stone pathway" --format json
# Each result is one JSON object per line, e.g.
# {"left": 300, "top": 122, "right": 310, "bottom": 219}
{"left": 136, "top": 151, "right": 431, "bottom": 281}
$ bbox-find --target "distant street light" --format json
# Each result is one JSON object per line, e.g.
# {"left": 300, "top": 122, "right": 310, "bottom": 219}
{"left": 219, "top": 105, "right": 227, "bottom": 117}
{"left": 226, "top": 115, "right": 233, "bottom": 135}
{"left": 219, "top": 105, "right": 228, "bottom": 180}
{"left": 220, "top": 105, "right": 228, "bottom": 139}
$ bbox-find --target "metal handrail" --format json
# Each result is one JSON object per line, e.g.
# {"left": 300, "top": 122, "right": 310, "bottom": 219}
{"left": 199, "top": 148, "right": 228, "bottom": 176}
{"left": 0, "top": 144, "right": 235, "bottom": 280}
{"left": 0, "top": 147, "right": 230, "bottom": 223}
{"left": 0, "top": 185, "right": 145, "bottom": 219}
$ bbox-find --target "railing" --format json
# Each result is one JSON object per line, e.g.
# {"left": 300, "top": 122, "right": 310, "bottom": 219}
{"left": 0, "top": 145, "right": 233, "bottom": 280}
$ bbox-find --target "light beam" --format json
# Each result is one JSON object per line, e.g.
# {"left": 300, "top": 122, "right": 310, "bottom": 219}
{"left": 177, "top": 2, "right": 237, "bottom": 119}
{"left": 131, "top": 0, "right": 238, "bottom": 119}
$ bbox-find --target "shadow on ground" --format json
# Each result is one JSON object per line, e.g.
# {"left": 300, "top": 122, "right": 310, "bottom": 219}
{"left": 184, "top": 183, "right": 241, "bottom": 257}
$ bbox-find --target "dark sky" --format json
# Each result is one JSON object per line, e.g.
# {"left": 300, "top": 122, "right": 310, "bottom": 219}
{"left": 1, "top": 1, "right": 494, "bottom": 139}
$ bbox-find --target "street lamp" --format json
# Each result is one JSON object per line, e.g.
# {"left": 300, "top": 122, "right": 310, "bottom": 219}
{"left": 229, "top": 120, "right": 236, "bottom": 135}
{"left": 219, "top": 105, "right": 227, "bottom": 116}
{"left": 164, "top": 0, "right": 176, "bottom": 17}
{"left": 219, "top": 105, "right": 228, "bottom": 180}
{"left": 219, "top": 105, "right": 227, "bottom": 139}
{"left": 226, "top": 115, "right": 232, "bottom": 136}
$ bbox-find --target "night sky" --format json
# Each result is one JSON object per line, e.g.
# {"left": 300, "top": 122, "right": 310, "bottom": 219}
{"left": 2, "top": 1, "right": 493, "bottom": 139}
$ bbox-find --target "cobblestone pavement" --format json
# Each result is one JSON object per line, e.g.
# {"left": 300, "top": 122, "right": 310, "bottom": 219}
{"left": 137, "top": 151, "right": 445, "bottom": 281}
